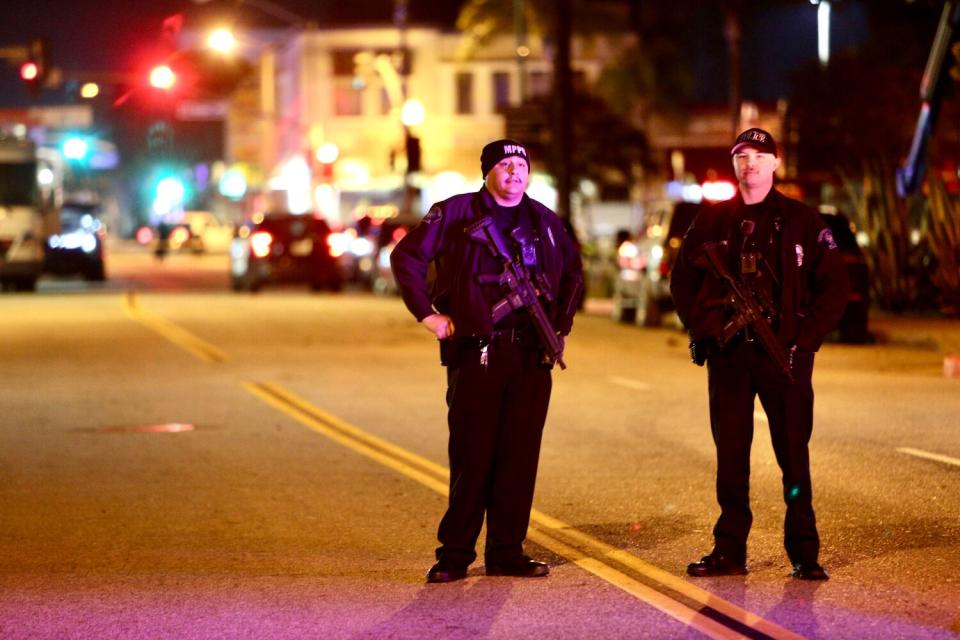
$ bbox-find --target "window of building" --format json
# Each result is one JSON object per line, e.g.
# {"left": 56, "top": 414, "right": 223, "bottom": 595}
{"left": 492, "top": 71, "right": 510, "bottom": 113}
{"left": 333, "top": 79, "right": 362, "bottom": 116}
{"left": 455, "top": 72, "right": 473, "bottom": 115}
{"left": 573, "top": 70, "right": 588, "bottom": 91}
{"left": 528, "top": 70, "right": 550, "bottom": 97}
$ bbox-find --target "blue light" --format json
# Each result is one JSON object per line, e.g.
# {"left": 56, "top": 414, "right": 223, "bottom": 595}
{"left": 62, "top": 137, "right": 89, "bottom": 161}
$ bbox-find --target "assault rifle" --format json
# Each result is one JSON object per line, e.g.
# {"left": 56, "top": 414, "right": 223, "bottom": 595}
{"left": 698, "top": 240, "right": 794, "bottom": 382}
{"left": 466, "top": 216, "right": 566, "bottom": 370}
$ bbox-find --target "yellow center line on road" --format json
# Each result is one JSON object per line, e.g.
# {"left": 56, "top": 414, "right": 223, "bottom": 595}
{"left": 121, "top": 291, "right": 228, "bottom": 364}
{"left": 245, "top": 380, "right": 807, "bottom": 640}
{"left": 896, "top": 447, "right": 960, "bottom": 468}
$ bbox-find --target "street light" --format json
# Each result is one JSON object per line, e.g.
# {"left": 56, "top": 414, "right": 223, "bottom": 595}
{"left": 79, "top": 82, "right": 100, "bottom": 99}
{"left": 811, "top": 0, "right": 831, "bottom": 66}
{"left": 207, "top": 28, "right": 237, "bottom": 54}
{"left": 400, "top": 98, "right": 424, "bottom": 128}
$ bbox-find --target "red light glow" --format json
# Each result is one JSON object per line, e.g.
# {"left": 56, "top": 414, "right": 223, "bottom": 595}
{"left": 135, "top": 226, "right": 155, "bottom": 245}
{"left": 149, "top": 65, "right": 176, "bottom": 90}
{"left": 702, "top": 180, "right": 737, "bottom": 202}
{"left": 250, "top": 231, "right": 273, "bottom": 258}
{"left": 20, "top": 61, "right": 39, "bottom": 81}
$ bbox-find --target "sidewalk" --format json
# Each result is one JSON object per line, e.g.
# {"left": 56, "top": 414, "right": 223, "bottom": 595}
{"left": 869, "top": 311, "right": 960, "bottom": 356}
{"left": 582, "top": 297, "right": 960, "bottom": 358}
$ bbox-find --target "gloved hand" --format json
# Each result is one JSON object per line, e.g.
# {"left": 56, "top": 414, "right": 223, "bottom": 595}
{"left": 689, "top": 336, "right": 719, "bottom": 366}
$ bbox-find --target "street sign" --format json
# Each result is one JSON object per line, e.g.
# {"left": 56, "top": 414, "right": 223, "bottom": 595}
{"left": 176, "top": 100, "right": 228, "bottom": 121}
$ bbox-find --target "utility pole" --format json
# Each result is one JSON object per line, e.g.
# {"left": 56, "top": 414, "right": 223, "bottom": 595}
{"left": 514, "top": 0, "right": 528, "bottom": 102}
{"left": 394, "top": 0, "right": 418, "bottom": 217}
{"left": 555, "top": 0, "right": 573, "bottom": 224}
{"left": 723, "top": 1, "right": 742, "bottom": 137}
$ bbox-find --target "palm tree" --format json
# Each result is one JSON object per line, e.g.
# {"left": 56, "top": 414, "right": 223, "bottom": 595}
{"left": 455, "top": 0, "right": 695, "bottom": 220}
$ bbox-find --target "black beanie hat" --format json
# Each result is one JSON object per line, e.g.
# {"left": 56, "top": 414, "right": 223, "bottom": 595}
{"left": 481, "top": 139, "right": 529, "bottom": 178}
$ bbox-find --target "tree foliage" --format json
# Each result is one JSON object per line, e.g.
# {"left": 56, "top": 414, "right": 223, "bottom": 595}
{"left": 786, "top": 2, "right": 938, "bottom": 178}
{"left": 506, "top": 90, "right": 650, "bottom": 199}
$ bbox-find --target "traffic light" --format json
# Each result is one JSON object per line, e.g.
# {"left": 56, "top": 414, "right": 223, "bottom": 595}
{"left": 62, "top": 136, "right": 90, "bottom": 162}
{"left": 20, "top": 61, "right": 39, "bottom": 81}
{"left": 149, "top": 64, "right": 176, "bottom": 90}
{"left": 20, "top": 39, "right": 47, "bottom": 97}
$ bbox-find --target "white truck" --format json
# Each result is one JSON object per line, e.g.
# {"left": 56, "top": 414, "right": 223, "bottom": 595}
{"left": 0, "top": 133, "right": 58, "bottom": 291}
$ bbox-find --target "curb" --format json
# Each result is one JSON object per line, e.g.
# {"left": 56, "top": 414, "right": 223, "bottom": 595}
{"left": 945, "top": 355, "right": 960, "bottom": 378}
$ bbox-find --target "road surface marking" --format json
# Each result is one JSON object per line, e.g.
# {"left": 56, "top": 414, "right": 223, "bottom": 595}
{"left": 608, "top": 376, "right": 652, "bottom": 391}
{"left": 121, "top": 291, "right": 228, "bottom": 363}
{"left": 245, "top": 380, "right": 806, "bottom": 640}
{"left": 896, "top": 447, "right": 960, "bottom": 468}
{"left": 243, "top": 382, "right": 449, "bottom": 494}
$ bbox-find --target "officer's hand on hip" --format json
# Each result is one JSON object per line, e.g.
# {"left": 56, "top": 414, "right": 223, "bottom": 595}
{"left": 423, "top": 313, "right": 455, "bottom": 340}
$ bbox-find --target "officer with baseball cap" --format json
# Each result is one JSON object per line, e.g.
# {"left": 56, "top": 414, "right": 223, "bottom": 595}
{"left": 670, "top": 128, "right": 848, "bottom": 580}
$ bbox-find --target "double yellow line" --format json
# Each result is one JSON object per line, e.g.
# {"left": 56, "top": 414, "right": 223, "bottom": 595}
{"left": 245, "top": 381, "right": 805, "bottom": 640}
{"left": 124, "top": 293, "right": 806, "bottom": 640}
{"left": 122, "top": 291, "right": 228, "bottom": 363}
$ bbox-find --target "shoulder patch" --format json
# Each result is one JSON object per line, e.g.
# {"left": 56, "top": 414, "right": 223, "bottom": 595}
{"left": 818, "top": 227, "right": 838, "bottom": 250}
{"left": 423, "top": 206, "right": 443, "bottom": 224}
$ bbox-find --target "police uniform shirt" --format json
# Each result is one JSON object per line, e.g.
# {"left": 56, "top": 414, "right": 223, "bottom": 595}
{"left": 486, "top": 200, "right": 537, "bottom": 331}
{"left": 735, "top": 195, "right": 782, "bottom": 325}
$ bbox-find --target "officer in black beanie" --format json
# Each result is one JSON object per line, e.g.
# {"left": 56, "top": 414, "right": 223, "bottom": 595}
{"left": 391, "top": 138, "right": 583, "bottom": 583}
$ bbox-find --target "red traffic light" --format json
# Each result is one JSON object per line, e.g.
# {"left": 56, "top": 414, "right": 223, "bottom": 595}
{"left": 20, "top": 61, "right": 39, "bottom": 81}
{"left": 149, "top": 64, "right": 176, "bottom": 90}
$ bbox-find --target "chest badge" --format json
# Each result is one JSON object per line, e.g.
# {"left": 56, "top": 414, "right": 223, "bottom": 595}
{"left": 795, "top": 244, "right": 804, "bottom": 267}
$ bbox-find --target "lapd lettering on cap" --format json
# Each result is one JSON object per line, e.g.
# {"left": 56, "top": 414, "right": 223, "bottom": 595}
{"left": 731, "top": 127, "right": 777, "bottom": 156}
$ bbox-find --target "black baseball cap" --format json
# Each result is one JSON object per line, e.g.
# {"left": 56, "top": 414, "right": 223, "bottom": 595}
{"left": 481, "top": 138, "right": 529, "bottom": 177}
{"left": 731, "top": 128, "right": 778, "bottom": 156}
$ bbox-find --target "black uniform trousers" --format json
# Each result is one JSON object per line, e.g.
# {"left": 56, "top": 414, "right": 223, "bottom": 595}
{"left": 436, "top": 335, "right": 552, "bottom": 568}
{"left": 706, "top": 339, "right": 819, "bottom": 566}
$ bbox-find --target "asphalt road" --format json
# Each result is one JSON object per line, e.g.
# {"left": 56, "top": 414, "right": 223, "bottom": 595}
{"left": 1, "top": 249, "right": 959, "bottom": 639}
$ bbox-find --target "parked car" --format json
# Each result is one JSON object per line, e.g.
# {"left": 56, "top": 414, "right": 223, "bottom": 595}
{"left": 170, "top": 210, "right": 234, "bottom": 254}
{"left": 818, "top": 208, "right": 871, "bottom": 343}
{"left": 43, "top": 202, "right": 107, "bottom": 281}
{"left": 370, "top": 216, "right": 418, "bottom": 294}
{"left": 612, "top": 200, "right": 700, "bottom": 325}
{"left": 230, "top": 212, "right": 341, "bottom": 292}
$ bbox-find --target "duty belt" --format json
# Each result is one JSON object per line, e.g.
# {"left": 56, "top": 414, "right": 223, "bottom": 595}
{"left": 462, "top": 327, "right": 536, "bottom": 348}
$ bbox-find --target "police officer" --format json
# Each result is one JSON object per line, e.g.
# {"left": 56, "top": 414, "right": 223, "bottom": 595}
{"left": 391, "top": 139, "right": 583, "bottom": 583}
{"left": 670, "top": 128, "right": 848, "bottom": 580}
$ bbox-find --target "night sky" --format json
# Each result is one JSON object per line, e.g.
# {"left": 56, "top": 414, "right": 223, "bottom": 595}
{"left": 0, "top": 2, "right": 940, "bottom": 110}
{"left": 0, "top": 0, "right": 465, "bottom": 107}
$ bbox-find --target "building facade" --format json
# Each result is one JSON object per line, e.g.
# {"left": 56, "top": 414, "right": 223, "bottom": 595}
{"left": 223, "top": 25, "right": 609, "bottom": 223}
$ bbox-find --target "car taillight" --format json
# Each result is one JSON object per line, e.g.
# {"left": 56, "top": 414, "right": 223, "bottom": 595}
{"left": 169, "top": 225, "right": 190, "bottom": 247}
{"left": 136, "top": 226, "right": 154, "bottom": 245}
{"left": 250, "top": 230, "right": 273, "bottom": 258}
{"left": 326, "top": 231, "right": 349, "bottom": 258}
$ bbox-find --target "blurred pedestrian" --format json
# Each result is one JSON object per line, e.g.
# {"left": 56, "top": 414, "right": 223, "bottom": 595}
{"left": 670, "top": 128, "right": 848, "bottom": 580}
{"left": 391, "top": 139, "right": 583, "bottom": 583}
